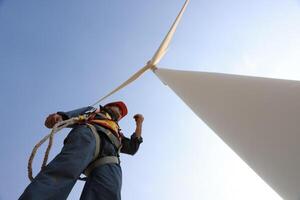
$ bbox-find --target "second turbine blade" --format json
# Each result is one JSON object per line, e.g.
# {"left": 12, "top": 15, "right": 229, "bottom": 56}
{"left": 91, "top": 64, "right": 151, "bottom": 106}
{"left": 150, "top": 0, "right": 190, "bottom": 66}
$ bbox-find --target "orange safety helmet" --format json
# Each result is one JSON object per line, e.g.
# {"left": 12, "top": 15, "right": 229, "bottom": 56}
{"left": 104, "top": 101, "right": 128, "bottom": 120}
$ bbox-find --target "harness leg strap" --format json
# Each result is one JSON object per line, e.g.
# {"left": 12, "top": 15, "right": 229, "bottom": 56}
{"left": 84, "top": 156, "right": 120, "bottom": 177}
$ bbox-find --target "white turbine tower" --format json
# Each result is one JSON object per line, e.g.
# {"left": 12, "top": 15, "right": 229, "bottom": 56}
{"left": 83, "top": 1, "right": 300, "bottom": 199}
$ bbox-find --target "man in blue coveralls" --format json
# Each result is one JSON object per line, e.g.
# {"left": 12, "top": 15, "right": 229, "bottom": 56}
{"left": 19, "top": 101, "right": 144, "bottom": 200}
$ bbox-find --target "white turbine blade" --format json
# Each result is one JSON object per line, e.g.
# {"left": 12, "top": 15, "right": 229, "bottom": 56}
{"left": 149, "top": 0, "right": 190, "bottom": 66}
{"left": 91, "top": 65, "right": 151, "bottom": 106}
{"left": 91, "top": 1, "right": 190, "bottom": 105}
{"left": 155, "top": 68, "right": 300, "bottom": 200}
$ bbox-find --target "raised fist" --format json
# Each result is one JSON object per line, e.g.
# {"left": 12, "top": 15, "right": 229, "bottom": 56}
{"left": 133, "top": 114, "right": 144, "bottom": 124}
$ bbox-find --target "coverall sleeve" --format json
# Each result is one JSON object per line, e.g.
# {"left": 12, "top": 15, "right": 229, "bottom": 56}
{"left": 57, "top": 106, "right": 94, "bottom": 120}
{"left": 120, "top": 134, "right": 143, "bottom": 155}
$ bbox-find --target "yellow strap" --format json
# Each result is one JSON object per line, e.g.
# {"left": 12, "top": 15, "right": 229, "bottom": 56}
{"left": 105, "top": 112, "right": 112, "bottom": 120}
{"left": 90, "top": 119, "right": 119, "bottom": 133}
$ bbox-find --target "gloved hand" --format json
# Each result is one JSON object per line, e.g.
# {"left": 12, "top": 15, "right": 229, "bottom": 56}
{"left": 45, "top": 113, "right": 63, "bottom": 128}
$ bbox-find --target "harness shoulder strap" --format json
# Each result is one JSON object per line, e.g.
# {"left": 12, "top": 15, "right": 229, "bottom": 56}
{"left": 86, "top": 124, "right": 101, "bottom": 161}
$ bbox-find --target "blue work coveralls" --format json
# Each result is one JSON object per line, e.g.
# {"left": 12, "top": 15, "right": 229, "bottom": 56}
{"left": 19, "top": 106, "right": 142, "bottom": 200}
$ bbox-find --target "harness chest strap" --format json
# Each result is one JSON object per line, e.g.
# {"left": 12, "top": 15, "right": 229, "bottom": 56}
{"left": 89, "top": 119, "right": 121, "bottom": 140}
{"left": 93, "top": 124, "right": 122, "bottom": 150}
{"left": 85, "top": 110, "right": 122, "bottom": 149}
{"left": 87, "top": 110, "right": 122, "bottom": 141}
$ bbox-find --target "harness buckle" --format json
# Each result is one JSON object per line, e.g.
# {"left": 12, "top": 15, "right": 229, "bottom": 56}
{"left": 84, "top": 107, "right": 97, "bottom": 115}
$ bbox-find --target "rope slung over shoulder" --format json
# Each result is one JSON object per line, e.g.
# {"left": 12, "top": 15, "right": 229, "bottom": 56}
{"left": 28, "top": 116, "right": 87, "bottom": 181}
{"left": 28, "top": 108, "right": 122, "bottom": 181}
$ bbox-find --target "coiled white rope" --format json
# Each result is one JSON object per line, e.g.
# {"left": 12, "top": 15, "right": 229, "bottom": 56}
{"left": 28, "top": 117, "right": 83, "bottom": 181}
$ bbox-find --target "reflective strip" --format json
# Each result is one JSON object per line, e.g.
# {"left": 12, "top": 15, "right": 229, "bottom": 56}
{"left": 105, "top": 112, "right": 112, "bottom": 120}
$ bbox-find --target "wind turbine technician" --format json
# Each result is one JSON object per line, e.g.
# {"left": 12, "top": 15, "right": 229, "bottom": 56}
{"left": 19, "top": 101, "right": 144, "bottom": 200}
{"left": 20, "top": 1, "right": 189, "bottom": 199}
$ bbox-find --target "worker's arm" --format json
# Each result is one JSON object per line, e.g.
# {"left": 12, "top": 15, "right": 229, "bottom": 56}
{"left": 45, "top": 106, "right": 94, "bottom": 128}
{"left": 121, "top": 114, "right": 144, "bottom": 155}
{"left": 133, "top": 114, "right": 143, "bottom": 138}
{"left": 57, "top": 106, "right": 94, "bottom": 119}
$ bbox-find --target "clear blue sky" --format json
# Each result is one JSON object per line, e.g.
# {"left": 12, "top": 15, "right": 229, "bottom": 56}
{"left": 1, "top": 0, "right": 299, "bottom": 199}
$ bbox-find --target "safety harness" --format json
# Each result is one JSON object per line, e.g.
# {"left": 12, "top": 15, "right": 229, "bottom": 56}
{"left": 82, "top": 109, "right": 123, "bottom": 178}
{"left": 28, "top": 107, "right": 123, "bottom": 181}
